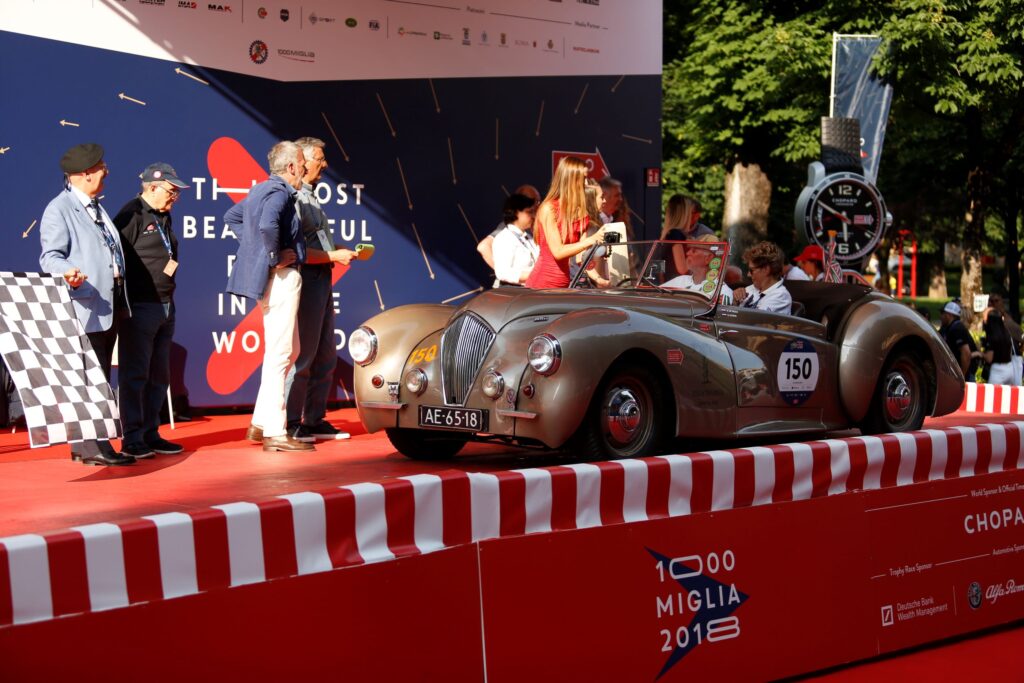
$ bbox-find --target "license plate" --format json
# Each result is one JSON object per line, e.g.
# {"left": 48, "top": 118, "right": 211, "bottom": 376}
{"left": 418, "top": 405, "right": 488, "bottom": 432}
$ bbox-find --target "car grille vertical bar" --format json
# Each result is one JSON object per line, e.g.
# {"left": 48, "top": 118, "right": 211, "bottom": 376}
{"left": 441, "top": 313, "right": 495, "bottom": 405}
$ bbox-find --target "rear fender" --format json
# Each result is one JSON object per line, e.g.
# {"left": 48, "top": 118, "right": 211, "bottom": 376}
{"left": 838, "top": 297, "right": 964, "bottom": 422}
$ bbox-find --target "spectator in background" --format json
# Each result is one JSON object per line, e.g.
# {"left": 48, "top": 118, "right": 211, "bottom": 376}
{"left": 982, "top": 304, "right": 1016, "bottom": 385}
{"left": 491, "top": 193, "right": 539, "bottom": 287}
{"left": 525, "top": 157, "right": 606, "bottom": 289}
{"left": 733, "top": 241, "right": 792, "bottom": 314}
{"left": 787, "top": 244, "right": 826, "bottom": 282}
{"left": 938, "top": 301, "right": 980, "bottom": 380}
{"left": 477, "top": 184, "right": 540, "bottom": 270}
{"left": 39, "top": 143, "right": 134, "bottom": 466}
{"left": 113, "top": 162, "right": 190, "bottom": 459}
{"left": 989, "top": 293, "right": 1023, "bottom": 385}
{"left": 661, "top": 194, "right": 714, "bottom": 278}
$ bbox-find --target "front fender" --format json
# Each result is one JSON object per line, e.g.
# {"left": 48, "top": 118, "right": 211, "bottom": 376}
{"left": 512, "top": 307, "right": 735, "bottom": 448}
{"left": 352, "top": 304, "right": 453, "bottom": 432}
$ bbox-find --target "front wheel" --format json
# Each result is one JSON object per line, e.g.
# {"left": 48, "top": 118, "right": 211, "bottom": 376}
{"left": 385, "top": 428, "right": 468, "bottom": 460}
{"left": 860, "top": 352, "right": 927, "bottom": 434}
{"left": 573, "top": 364, "right": 666, "bottom": 459}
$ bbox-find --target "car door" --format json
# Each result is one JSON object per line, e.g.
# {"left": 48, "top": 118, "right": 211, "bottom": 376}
{"left": 713, "top": 304, "right": 837, "bottom": 435}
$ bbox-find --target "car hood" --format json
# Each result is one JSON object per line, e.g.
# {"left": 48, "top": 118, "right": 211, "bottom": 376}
{"left": 454, "top": 288, "right": 706, "bottom": 332}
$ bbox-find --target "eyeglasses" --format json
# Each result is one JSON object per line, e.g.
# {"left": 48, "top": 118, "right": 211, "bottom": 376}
{"left": 308, "top": 156, "right": 326, "bottom": 164}
{"left": 157, "top": 185, "right": 180, "bottom": 197}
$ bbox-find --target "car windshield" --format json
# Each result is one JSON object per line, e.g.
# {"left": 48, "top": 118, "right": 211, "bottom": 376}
{"left": 570, "top": 239, "right": 732, "bottom": 307}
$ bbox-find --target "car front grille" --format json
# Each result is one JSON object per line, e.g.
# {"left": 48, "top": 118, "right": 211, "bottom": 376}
{"left": 441, "top": 313, "right": 495, "bottom": 405}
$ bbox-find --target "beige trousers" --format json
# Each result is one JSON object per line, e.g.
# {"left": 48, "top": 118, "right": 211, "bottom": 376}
{"left": 252, "top": 267, "right": 302, "bottom": 437}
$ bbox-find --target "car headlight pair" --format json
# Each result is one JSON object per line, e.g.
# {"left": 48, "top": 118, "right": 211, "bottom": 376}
{"left": 527, "top": 334, "right": 561, "bottom": 375}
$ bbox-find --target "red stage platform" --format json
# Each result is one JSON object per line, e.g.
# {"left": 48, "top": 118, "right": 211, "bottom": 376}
{"left": 0, "top": 384, "right": 1022, "bottom": 681}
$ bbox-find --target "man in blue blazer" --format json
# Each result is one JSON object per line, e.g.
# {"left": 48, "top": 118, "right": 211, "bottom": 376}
{"left": 225, "top": 141, "right": 313, "bottom": 452}
{"left": 39, "top": 143, "right": 135, "bottom": 466}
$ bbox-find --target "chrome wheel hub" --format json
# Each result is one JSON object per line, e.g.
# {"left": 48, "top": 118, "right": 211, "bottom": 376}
{"left": 883, "top": 372, "right": 912, "bottom": 423}
{"left": 605, "top": 387, "right": 643, "bottom": 444}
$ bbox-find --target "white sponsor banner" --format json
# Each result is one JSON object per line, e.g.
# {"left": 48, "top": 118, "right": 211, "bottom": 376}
{"left": 0, "top": 0, "right": 661, "bottom": 80}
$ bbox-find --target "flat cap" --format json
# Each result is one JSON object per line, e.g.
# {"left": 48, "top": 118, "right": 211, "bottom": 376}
{"left": 60, "top": 143, "right": 104, "bottom": 174}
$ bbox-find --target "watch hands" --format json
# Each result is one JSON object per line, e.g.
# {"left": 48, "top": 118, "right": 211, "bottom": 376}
{"left": 819, "top": 203, "right": 852, "bottom": 224}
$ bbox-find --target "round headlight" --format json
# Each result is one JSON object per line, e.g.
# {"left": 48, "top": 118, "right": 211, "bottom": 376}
{"left": 481, "top": 370, "right": 505, "bottom": 399}
{"left": 348, "top": 326, "right": 378, "bottom": 366}
{"left": 527, "top": 334, "right": 561, "bottom": 375}
{"left": 405, "top": 368, "right": 428, "bottom": 395}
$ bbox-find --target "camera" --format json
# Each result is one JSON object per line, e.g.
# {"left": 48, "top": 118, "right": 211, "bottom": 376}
{"left": 604, "top": 231, "right": 621, "bottom": 244}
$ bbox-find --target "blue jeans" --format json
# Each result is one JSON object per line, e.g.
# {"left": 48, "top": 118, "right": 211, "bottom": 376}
{"left": 285, "top": 267, "right": 337, "bottom": 427}
{"left": 118, "top": 301, "right": 174, "bottom": 444}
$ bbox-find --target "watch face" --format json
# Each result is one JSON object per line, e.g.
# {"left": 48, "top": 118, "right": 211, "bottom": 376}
{"left": 803, "top": 174, "right": 886, "bottom": 261}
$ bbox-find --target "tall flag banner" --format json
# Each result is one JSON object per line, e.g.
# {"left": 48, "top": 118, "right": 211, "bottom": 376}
{"left": 824, "top": 233, "right": 844, "bottom": 283}
{"left": 0, "top": 273, "right": 120, "bottom": 447}
{"left": 830, "top": 34, "right": 894, "bottom": 183}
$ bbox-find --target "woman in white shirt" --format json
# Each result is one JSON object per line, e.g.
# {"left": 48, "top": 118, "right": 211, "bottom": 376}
{"left": 492, "top": 193, "right": 540, "bottom": 287}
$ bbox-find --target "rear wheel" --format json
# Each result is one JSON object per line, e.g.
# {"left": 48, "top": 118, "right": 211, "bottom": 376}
{"left": 860, "top": 352, "right": 927, "bottom": 434}
{"left": 574, "top": 364, "right": 666, "bottom": 459}
{"left": 385, "top": 428, "right": 469, "bottom": 460}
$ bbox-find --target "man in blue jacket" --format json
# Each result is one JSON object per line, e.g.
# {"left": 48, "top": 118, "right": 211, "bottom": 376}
{"left": 39, "top": 143, "right": 135, "bottom": 466}
{"left": 225, "top": 141, "right": 314, "bottom": 452}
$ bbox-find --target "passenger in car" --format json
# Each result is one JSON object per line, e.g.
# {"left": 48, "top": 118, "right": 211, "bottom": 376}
{"left": 733, "top": 241, "right": 793, "bottom": 314}
{"left": 662, "top": 234, "right": 733, "bottom": 303}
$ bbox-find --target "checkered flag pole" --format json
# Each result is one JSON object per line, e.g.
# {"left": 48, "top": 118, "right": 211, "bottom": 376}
{"left": 0, "top": 272, "right": 120, "bottom": 447}
{"left": 824, "top": 231, "right": 844, "bottom": 283}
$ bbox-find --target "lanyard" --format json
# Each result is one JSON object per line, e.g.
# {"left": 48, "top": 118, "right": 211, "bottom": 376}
{"left": 153, "top": 219, "right": 174, "bottom": 258}
{"left": 89, "top": 201, "right": 125, "bottom": 275}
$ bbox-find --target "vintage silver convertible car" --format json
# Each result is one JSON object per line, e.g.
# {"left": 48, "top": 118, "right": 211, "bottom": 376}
{"left": 348, "top": 240, "right": 964, "bottom": 460}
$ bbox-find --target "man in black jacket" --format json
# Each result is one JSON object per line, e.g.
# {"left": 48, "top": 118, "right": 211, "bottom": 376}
{"left": 113, "top": 163, "right": 189, "bottom": 458}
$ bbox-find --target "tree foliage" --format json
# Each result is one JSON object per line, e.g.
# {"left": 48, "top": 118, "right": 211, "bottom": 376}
{"left": 663, "top": 0, "right": 1024, "bottom": 295}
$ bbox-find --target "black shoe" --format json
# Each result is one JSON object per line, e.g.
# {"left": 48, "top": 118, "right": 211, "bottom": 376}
{"left": 263, "top": 435, "right": 315, "bottom": 452}
{"left": 304, "top": 421, "right": 351, "bottom": 441}
{"left": 82, "top": 451, "right": 136, "bottom": 466}
{"left": 289, "top": 424, "right": 316, "bottom": 443}
{"left": 245, "top": 424, "right": 263, "bottom": 442}
{"left": 121, "top": 442, "right": 155, "bottom": 459}
{"left": 147, "top": 438, "right": 184, "bottom": 455}
{"left": 172, "top": 411, "right": 193, "bottom": 423}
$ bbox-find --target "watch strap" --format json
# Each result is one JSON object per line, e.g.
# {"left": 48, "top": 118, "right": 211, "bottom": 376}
{"left": 820, "top": 117, "right": 864, "bottom": 175}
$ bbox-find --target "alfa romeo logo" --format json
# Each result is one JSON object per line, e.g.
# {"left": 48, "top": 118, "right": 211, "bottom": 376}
{"left": 968, "top": 581, "right": 983, "bottom": 609}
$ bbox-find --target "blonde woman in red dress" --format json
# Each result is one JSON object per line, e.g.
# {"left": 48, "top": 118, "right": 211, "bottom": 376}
{"left": 525, "top": 156, "right": 607, "bottom": 289}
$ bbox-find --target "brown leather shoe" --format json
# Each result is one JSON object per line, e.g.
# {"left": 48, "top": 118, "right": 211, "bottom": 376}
{"left": 245, "top": 424, "right": 263, "bottom": 442}
{"left": 263, "top": 435, "right": 315, "bottom": 452}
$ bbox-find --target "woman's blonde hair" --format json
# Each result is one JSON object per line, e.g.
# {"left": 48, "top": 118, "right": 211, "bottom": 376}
{"left": 544, "top": 156, "right": 589, "bottom": 240}
{"left": 661, "top": 194, "right": 701, "bottom": 239}
{"left": 584, "top": 178, "right": 602, "bottom": 226}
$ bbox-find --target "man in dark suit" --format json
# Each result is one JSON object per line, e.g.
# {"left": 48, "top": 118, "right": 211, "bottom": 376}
{"left": 113, "top": 163, "right": 190, "bottom": 459}
{"left": 39, "top": 143, "right": 134, "bottom": 466}
{"left": 224, "top": 141, "right": 313, "bottom": 452}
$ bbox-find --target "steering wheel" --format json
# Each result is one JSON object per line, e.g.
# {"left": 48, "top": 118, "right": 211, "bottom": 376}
{"left": 615, "top": 277, "right": 634, "bottom": 288}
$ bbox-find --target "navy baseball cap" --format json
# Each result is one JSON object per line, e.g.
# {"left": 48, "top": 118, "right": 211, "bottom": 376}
{"left": 140, "top": 162, "right": 189, "bottom": 188}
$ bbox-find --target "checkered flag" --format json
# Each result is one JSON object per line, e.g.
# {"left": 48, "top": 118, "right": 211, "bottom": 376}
{"left": 0, "top": 272, "right": 120, "bottom": 447}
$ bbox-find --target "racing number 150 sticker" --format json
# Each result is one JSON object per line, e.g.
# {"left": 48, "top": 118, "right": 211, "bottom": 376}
{"left": 410, "top": 344, "right": 437, "bottom": 364}
{"left": 776, "top": 339, "right": 819, "bottom": 406}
